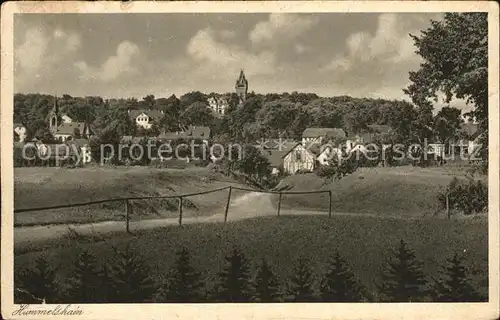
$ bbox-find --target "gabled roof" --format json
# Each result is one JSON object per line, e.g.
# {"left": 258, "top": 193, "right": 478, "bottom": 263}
{"left": 302, "top": 127, "right": 346, "bottom": 139}
{"left": 129, "top": 109, "right": 163, "bottom": 121}
{"left": 261, "top": 142, "right": 299, "bottom": 167}
{"left": 66, "top": 139, "right": 89, "bottom": 147}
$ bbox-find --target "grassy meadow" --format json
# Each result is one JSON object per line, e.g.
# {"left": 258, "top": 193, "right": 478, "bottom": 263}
{"left": 14, "top": 215, "right": 489, "bottom": 299}
{"left": 274, "top": 165, "right": 483, "bottom": 217}
{"left": 14, "top": 166, "right": 244, "bottom": 226}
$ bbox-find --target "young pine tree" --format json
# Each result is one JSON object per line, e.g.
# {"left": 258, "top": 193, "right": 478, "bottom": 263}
{"left": 160, "top": 247, "right": 205, "bottom": 302}
{"left": 212, "top": 247, "right": 253, "bottom": 302}
{"left": 431, "top": 253, "right": 483, "bottom": 302}
{"left": 254, "top": 258, "right": 281, "bottom": 302}
{"left": 108, "top": 244, "right": 156, "bottom": 303}
{"left": 320, "top": 251, "right": 366, "bottom": 302}
{"left": 15, "top": 255, "right": 59, "bottom": 303}
{"left": 378, "top": 240, "right": 429, "bottom": 302}
{"left": 65, "top": 250, "right": 106, "bottom": 303}
{"left": 288, "top": 257, "right": 317, "bottom": 302}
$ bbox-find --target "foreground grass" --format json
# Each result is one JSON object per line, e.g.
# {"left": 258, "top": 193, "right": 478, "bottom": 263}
{"left": 15, "top": 215, "right": 489, "bottom": 299}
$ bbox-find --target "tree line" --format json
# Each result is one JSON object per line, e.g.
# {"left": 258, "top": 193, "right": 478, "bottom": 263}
{"left": 15, "top": 239, "right": 485, "bottom": 304}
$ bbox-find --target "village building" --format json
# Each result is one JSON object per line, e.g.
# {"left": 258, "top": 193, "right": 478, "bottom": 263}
{"left": 302, "top": 127, "right": 346, "bottom": 149}
{"left": 261, "top": 141, "right": 298, "bottom": 175}
{"left": 14, "top": 123, "right": 27, "bottom": 142}
{"left": 128, "top": 109, "right": 164, "bottom": 130}
{"left": 208, "top": 95, "right": 230, "bottom": 116}
{"left": 281, "top": 143, "right": 316, "bottom": 174}
{"left": 49, "top": 96, "right": 93, "bottom": 142}
{"left": 235, "top": 70, "right": 248, "bottom": 104}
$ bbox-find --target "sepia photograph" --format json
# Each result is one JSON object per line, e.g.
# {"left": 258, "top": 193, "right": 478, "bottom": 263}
{"left": 1, "top": 1, "right": 499, "bottom": 320}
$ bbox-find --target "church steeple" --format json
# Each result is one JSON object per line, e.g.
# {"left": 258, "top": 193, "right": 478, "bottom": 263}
{"left": 49, "top": 94, "right": 59, "bottom": 134}
{"left": 235, "top": 70, "right": 248, "bottom": 103}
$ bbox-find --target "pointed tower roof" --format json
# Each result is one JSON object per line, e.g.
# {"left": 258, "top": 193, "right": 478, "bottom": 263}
{"left": 236, "top": 70, "right": 247, "bottom": 86}
{"left": 52, "top": 94, "right": 59, "bottom": 115}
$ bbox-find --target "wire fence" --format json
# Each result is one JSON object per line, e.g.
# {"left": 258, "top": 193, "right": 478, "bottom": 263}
{"left": 14, "top": 186, "right": 334, "bottom": 233}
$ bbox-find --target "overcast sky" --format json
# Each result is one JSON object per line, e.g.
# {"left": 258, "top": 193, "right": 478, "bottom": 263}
{"left": 15, "top": 12, "right": 457, "bottom": 106}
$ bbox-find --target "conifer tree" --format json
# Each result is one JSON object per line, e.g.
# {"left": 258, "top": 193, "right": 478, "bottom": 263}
{"left": 65, "top": 250, "right": 103, "bottom": 303}
{"left": 212, "top": 247, "right": 253, "bottom": 302}
{"left": 16, "top": 255, "right": 59, "bottom": 303}
{"left": 108, "top": 244, "right": 156, "bottom": 303}
{"left": 254, "top": 258, "right": 281, "bottom": 302}
{"left": 320, "top": 251, "right": 366, "bottom": 302}
{"left": 378, "top": 240, "right": 429, "bottom": 302}
{"left": 160, "top": 247, "right": 204, "bottom": 302}
{"left": 431, "top": 253, "right": 483, "bottom": 302}
{"left": 288, "top": 257, "right": 317, "bottom": 302}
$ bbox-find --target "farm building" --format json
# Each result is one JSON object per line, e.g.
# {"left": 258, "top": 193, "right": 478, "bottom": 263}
{"left": 282, "top": 143, "right": 316, "bottom": 174}
{"left": 261, "top": 141, "right": 298, "bottom": 175}
{"left": 158, "top": 125, "right": 210, "bottom": 145}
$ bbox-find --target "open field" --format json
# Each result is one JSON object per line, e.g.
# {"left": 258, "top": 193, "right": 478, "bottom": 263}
{"left": 14, "top": 165, "right": 482, "bottom": 226}
{"left": 14, "top": 166, "right": 247, "bottom": 226}
{"left": 274, "top": 165, "right": 484, "bottom": 217}
{"left": 15, "top": 215, "right": 489, "bottom": 300}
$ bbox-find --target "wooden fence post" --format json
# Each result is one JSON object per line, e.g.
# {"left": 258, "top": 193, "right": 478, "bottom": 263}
{"left": 446, "top": 194, "right": 450, "bottom": 220}
{"left": 277, "top": 193, "right": 282, "bottom": 217}
{"left": 178, "top": 197, "right": 183, "bottom": 226}
{"left": 224, "top": 187, "right": 232, "bottom": 223}
{"left": 125, "top": 199, "right": 130, "bottom": 233}
{"left": 328, "top": 190, "right": 332, "bottom": 218}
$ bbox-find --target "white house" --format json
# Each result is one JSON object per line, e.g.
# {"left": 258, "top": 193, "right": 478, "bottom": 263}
{"left": 282, "top": 143, "right": 316, "bottom": 174}
{"left": 14, "top": 123, "right": 27, "bottom": 142}
{"left": 316, "top": 145, "right": 343, "bottom": 166}
{"left": 208, "top": 96, "right": 230, "bottom": 116}
{"left": 129, "top": 109, "right": 164, "bottom": 130}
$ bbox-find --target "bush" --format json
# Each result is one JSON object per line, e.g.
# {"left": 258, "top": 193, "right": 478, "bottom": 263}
{"left": 438, "top": 177, "right": 488, "bottom": 215}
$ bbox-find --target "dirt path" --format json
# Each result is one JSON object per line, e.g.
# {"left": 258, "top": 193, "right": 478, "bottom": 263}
{"left": 13, "top": 192, "right": 447, "bottom": 246}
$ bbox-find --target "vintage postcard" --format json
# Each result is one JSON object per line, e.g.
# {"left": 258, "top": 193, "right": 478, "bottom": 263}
{"left": 1, "top": 1, "right": 499, "bottom": 319}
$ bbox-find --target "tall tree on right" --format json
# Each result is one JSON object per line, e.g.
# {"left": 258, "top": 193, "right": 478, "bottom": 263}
{"left": 431, "top": 253, "right": 484, "bottom": 302}
{"left": 378, "top": 240, "right": 429, "bottom": 302}
{"left": 404, "top": 13, "right": 488, "bottom": 172}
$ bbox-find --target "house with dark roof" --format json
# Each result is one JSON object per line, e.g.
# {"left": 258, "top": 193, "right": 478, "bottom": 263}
{"left": 129, "top": 109, "right": 164, "bottom": 130}
{"left": 302, "top": 127, "right": 346, "bottom": 148}
{"left": 260, "top": 141, "right": 298, "bottom": 174}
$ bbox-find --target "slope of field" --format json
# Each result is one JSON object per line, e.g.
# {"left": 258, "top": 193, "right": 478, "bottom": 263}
{"left": 14, "top": 166, "right": 246, "bottom": 226}
{"left": 274, "top": 166, "right": 478, "bottom": 217}
{"left": 15, "top": 215, "right": 489, "bottom": 299}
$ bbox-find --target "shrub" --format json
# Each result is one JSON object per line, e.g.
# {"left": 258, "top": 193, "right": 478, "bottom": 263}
{"left": 15, "top": 255, "right": 59, "bottom": 303}
{"left": 438, "top": 177, "right": 488, "bottom": 215}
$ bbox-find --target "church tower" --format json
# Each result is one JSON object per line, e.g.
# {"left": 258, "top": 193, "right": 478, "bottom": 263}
{"left": 235, "top": 70, "right": 248, "bottom": 103}
{"left": 49, "top": 94, "right": 59, "bottom": 135}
